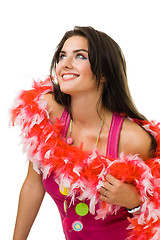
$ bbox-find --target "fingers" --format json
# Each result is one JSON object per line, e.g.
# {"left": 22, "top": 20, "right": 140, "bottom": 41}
{"left": 99, "top": 174, "right": 120, "bottom": 194}
{"left": 99, "top": 187, "right": 108, "bottom": 197}
{"left": 98, "top": 182, "right": 113, "bottom": 203}
{"left": 98, "top": 185, "right": 114, "bottom": 204}
{"left": 99, "top": 193, "right": 108, "bottom": 202}
{"left": 105, "top": 173, "right": 120, "bottom": 185}
{"left": 98, "top": 174, "right": 121, "bottom": 204}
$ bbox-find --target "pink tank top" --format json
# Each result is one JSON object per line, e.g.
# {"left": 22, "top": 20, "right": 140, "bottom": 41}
{"left": 42, "top": 110, "right": 131, "bottom": 240}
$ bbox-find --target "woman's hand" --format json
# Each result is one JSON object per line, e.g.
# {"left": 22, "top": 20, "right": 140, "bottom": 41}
{"left": 98, "top": 174, "right": 141, "bottom": 209}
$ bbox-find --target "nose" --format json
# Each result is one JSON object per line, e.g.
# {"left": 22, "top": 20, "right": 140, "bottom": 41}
{"left": 62, "top": 56, "right": 73, "bottom": 69}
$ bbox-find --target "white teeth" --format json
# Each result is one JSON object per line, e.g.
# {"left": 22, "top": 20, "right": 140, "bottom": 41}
{"left": 62, "top": 74, "right": 78, "bottom": 79}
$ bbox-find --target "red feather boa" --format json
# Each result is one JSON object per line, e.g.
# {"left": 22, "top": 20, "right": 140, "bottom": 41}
{"left": 11, "top": 77, "right": 160, "bottom": 240}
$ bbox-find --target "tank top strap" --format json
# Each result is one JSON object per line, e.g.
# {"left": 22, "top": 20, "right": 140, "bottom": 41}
{"left": 60, "top": 108, "right": 71, "bottom": 138}
{"left": 60, "top": 110, "right": 125, "bottom": 158}
{"left": 106, "top": 112, "right": 125, "bottom": 159}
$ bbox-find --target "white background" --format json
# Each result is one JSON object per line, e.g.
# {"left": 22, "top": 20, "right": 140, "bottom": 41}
{"left": 0, "top": 0, "right": 160, "bottom": 239}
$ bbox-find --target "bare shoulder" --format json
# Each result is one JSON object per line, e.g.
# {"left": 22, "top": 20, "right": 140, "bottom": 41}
{"left": 119, "top": 118, "right": 154, "bottom": 160}
{"left": 43, "top": 93, "right": 64, "bottom": 122}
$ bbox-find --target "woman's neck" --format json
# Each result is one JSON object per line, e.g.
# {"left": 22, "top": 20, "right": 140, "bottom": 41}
{"left": 70, "top": 94, "right": 106, "bottom": 128}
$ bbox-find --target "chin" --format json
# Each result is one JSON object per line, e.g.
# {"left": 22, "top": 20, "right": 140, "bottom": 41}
{"left": 59, "top": 86, "right": 72, "bottom": 95}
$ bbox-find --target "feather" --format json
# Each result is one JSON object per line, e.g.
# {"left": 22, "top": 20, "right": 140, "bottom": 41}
{"left": 10, "top": 76, "right": 160, "bottom": 240}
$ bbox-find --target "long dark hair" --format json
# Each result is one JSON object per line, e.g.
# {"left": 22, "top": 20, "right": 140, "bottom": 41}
{"left": 50, "top": 26, "right": 146, "bottom": 120}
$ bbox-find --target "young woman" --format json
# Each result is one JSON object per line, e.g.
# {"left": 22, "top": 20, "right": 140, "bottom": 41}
{"left": 11, "top": 26, "right": 160, "bottom": 240}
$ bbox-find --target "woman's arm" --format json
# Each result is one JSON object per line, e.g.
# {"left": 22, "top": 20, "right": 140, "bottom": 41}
{"left": 98, "top": 118, "right": 155, "bottom": 209}
{"left": 13, "top": 162, "right": 45, "bottom": 240}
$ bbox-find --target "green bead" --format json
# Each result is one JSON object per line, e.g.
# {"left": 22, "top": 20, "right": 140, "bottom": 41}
{"left": 75, "top": 203, "right": 89, "bottom": 216}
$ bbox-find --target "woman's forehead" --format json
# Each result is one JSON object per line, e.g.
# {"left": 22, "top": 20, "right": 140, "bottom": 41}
{"left": 61, "top": 36, "right": 88, "bottom": 52}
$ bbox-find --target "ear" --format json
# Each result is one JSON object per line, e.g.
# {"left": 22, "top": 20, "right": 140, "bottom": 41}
{"left": 100, "top": 74, "right": 106, "bottom": 83}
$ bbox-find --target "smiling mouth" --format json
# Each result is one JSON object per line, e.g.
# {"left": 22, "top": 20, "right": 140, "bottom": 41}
{"left": 62, "top": 74, "right": 79, "bottom": 80}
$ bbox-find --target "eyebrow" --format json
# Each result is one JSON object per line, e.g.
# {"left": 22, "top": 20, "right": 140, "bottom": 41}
{"left": 60, "top": 49, "right": 88, "bottom": 54}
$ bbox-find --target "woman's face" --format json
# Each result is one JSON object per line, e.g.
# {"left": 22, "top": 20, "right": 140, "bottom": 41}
{"left": 55, "top": 36, "right": 98, "bottom": 96}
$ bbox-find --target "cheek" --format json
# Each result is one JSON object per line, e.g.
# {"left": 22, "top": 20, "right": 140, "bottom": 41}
{"left": 55, "top": 65, "right": 60, "bottom": 76}
{"left": 54, "top": 66, "right": 61, "bottom": 84}
{"left": 80, "top": 64, "right": 93, "bottom": 78}
{"left": 55, "top": 59, "right": 64, "bottom": 73}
